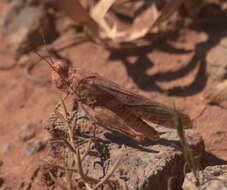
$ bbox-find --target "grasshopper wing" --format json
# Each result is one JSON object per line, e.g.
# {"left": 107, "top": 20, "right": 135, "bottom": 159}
{"left": 80, "top": 74, "right": 192, "bottom": 129}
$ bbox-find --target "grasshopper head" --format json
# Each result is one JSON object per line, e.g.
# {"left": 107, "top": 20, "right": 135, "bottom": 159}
{"left": 51, "top": 61, "right": 71, "bottom": 93}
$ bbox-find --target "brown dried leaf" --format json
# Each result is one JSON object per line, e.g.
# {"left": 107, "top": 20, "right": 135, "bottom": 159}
{"left": 91, "top": 0, "right": 116, "bottom": 23}
{"left": 90, "top": 0, "right": 117, "bottom": 38}
{"left": 112, "top": 0, "right": 183, "bottom": 42}
{"left": 55, "top": 0, "right": 184, "bottom": 43}
{"left": 116, "top": 3, "right": 158, "bottom": 42}
{"left": 205, "top": 80, "right": 227, "bottom": 104}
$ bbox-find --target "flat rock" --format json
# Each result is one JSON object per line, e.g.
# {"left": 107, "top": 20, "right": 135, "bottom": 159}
{"left": 182, "top": 165, "right": 227, "bottom": 190}
{"left": 45, "top": 112, "right": 205, "bottom": 190}
{"left": 1, "top": 144, "right": 13, "bottom": 156}
{"left": 81, "top": 127, "right": 204, "bottom": 190}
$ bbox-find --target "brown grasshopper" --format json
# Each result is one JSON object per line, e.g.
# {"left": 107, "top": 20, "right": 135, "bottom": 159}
{"left": 50, "top": 60, "right": 192, "bottom": 142}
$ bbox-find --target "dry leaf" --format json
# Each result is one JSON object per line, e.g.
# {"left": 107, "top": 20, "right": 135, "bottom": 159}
{"left": 55, "top": 0, "right": 184, "bottom": 43}
{"left": 111, "top": 0, "right": 184, "bottom": 42}
{"left": 91, "top": 0, "right": 116, "bottom": 22}
{"left": 90, "top": 0, "right": 118, "bottom": 39}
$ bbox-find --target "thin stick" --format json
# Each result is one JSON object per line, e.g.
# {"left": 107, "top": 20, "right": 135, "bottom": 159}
{"left": 173, "top": 106, "right": 200, "bottom": 187}
{"left": 40, "top": 29, "right": 57, "bottom": 67}
{"left": 40, "top": 158, "right": 78, "bottom": 173}
{"left": 85, "top": 183, "right": 94, "bottom": 190}
{"left": 49, "top": 138, "right": 77, "bottom": 154}
{"left": 49, "top": 172, "right": 69, "bottom": 190}
{"left": 55, "top": 93, "right": 69, "bottom": 112}
{"left": 81, "top": 139, "right": 92, "bottom": 161}
{"left": 76, "top": 148, "right": 99, "bottom": 183}
{"left": 93, "top": 146, "right": 125, "bottom": 190}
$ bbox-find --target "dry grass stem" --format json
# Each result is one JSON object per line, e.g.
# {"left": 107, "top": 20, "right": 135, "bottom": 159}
{"left": 81, "top": 139, "right": 93, "bottom": 162}
{"left": 173, "top": 107, "right": 200, "bottom": 187}
{"left": 41, "top": 159, "right": 78, "bottom": 173}
{"left": 90, "top": 0, "right": 116, "bottom": 34}
{"left": 76, "top": 148, "right": 99, "bottom": 183}
{"left": 85, "top": 183, "right": 94, "bottom": 190}
{"left": 49, "top": 171, "right": 69, "bottom": 190}
{"left": 93, "top": 146, "right": 126, "bottom": 190}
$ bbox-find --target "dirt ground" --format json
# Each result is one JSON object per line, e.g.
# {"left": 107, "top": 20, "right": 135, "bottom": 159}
{"left": 0, "top": 2, "right": 227, "bottom": 189}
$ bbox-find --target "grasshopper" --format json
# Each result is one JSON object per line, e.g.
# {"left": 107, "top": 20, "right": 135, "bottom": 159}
{"left": 50, "top": 60, "right": 192, "bottom": 142}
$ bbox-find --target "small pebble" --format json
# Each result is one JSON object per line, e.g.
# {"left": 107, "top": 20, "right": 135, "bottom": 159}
{"left": 2, "top": 144, "right": 12, "bottom": 156}
{"left": 24, "top": 140, "right": 45, "bottom": 156}
{"left": 18, "top": 123, "right": 36, "bottom": 142}
{"left": 41, "top": 136, "right": 51, "bottom": 144}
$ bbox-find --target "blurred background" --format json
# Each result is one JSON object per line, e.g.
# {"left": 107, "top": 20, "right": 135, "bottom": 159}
{"left": 0, "top": 0, "right": 227, "bottom": 189}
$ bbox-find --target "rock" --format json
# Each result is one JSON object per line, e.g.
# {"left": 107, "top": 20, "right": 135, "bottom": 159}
{"left": 81, "top": 127, "right": 204, "bottom": 190}
{"left": 41, "top": 136, "right": 51, "bottom": 144}
{"left": 24, "top": 140, "right": 46, "bottom": 156}
{"left": 1, "top": 144, "right": 12, "bottom": 156}
{"left": 18, "top": 123, "right": 36, "bottom": 142}
{"left": 207, "top": 37, "right": 227, "bottom": 81}
{"left": 1, "top": 0, "right": 58, "bottom": 59}
{"left": 45, "top": 111, "right": 205, "bottom": 190}
{"left": 183, "top": 165, "right": 227, "bottom": 190}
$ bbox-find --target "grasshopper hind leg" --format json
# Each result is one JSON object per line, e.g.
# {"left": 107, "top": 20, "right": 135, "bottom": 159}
{"left": 82, "top": 105, "right": 159, "bottom": 142}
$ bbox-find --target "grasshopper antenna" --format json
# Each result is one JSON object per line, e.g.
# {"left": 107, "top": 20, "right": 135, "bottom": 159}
{"left": 36, "top": 29, "right": 81, "bottom": 109}
{"left": 40, "top": 28, "right": 57, "bottom": 67}
{"left": 33, "top": 51, "right": 59, "bottom": 74}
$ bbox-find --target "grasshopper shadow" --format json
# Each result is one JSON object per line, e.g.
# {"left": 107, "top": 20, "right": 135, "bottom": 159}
{"left": 104, "top": 130, "right": 182, "bottom": 153}
{"left": 104, "top": 131, "right": 160, "bottom": 153}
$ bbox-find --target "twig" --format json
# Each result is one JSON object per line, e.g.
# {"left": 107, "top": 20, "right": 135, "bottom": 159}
{"left": 93, "top": 146, "right": 125, "bottom": 190}
{"left": 85, "top": 183, "right": 94, "bottom": 190}
{"left": 81, "top": 139, "right": 93, "bottom": 161}
{"left": 116, "top": 177, "right": 129, "bottom": 190}
{"left": 76, "top": 148, "right": 99, "bottom": 183}
{"left": 54, "top": 95, "right": 70, "bottom": 118}
{"left": 49, "top": 138, "right": 77, "bottom": 154}
{"left": 49, "top": 171, "right": 69, "bottom": 190}
{"left": 64, "top": 158, "right": 74, "bottom": 190}
{"left": 40, "top": 158, "right": 78, "bottom": 173}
